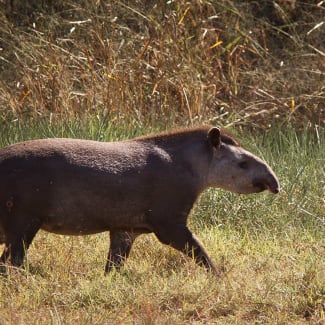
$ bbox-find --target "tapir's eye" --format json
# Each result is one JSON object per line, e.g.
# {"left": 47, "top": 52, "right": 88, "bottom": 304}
{"left": 239, "top": 161, "right": 249, "bottom": 169}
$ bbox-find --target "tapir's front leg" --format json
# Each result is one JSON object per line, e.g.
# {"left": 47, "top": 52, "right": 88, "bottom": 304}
{"left": 153, "top": 223, "right": 220, "bottom": 274}
{"left": 105, "top": 231, "right": 140, "bottom": 274}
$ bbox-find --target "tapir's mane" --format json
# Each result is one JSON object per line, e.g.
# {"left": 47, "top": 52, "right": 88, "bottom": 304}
{"left": 134, "top": 125, "right": 240, "bottom": 146}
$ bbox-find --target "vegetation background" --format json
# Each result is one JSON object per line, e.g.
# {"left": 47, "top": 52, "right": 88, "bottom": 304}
{"left": 0, "top": 0, "right": 324, "bottom": 324}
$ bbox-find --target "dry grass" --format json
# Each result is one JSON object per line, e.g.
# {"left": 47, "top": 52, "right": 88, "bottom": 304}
{"left": 0, "top": 0, "right": 324, "bottom": 129}
{"left": 0, "top": 228, "right": 324, "bottom": 324}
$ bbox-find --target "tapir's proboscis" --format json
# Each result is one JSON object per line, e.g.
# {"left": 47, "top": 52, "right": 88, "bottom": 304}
{"left": 0, "top": 126, "right": 280, "bottom": 274}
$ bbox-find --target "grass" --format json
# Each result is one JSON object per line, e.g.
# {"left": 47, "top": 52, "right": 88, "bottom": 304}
{"left": 0, "top": 122, "right": 324, "bottom": 324}
{"left": 0, "top": 0, "right": 324, "bottom": 323}
{"left": 0, "top": 1, "right": 324, "bottom": 128}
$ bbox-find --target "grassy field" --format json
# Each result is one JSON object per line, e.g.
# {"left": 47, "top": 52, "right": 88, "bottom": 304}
{"left": 0, "top": 122, "right": 324, "bottom": 324}
{"left": 0, "top": 0, "right": 324, "bottom": 324}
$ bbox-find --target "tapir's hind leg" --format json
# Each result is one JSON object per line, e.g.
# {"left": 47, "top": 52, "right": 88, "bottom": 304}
{"left": 0, "top": 246, "right": 10, "bottom": 263}
{"left": 105, "top": 231, "right": 140, "bottom": 274}
{"left": 1, "top": 217, "right": 41, "bottom": 267}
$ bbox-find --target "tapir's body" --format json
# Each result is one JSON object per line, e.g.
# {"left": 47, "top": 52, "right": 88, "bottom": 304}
{"left": 0, "top": 126, "right": 280, "bottom": 273}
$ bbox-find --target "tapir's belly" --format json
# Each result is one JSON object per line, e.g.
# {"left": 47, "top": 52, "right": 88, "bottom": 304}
{"left": 40, "top": 212, "right": 151, "bottom": 235}
{"left": 38, "top": 187, "right": 153, "bottom": 235}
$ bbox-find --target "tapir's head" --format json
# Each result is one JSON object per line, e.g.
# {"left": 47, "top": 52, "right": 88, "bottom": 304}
{"left": 206, "top": 127, "right": 280, "bottom": 194}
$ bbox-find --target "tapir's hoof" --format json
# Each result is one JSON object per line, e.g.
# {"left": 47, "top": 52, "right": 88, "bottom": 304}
{"left": 0, "top": 264, "right": 8, "bottom": 276}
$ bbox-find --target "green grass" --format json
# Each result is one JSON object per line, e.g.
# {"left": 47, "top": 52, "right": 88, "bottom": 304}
{"left": 0, "top": 122, "right": 324, "bottom": 324}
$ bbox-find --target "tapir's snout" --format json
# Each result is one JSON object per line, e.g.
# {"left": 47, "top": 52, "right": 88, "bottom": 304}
{"left": 266, "top": 168, "right": 280, "bottom": 194}
{"left": 270, "top": 184, "right": 280, "bottom": 194}
{"left": 265, "top": 182, "right": 280, "bottom": 194}
{"left": 253, "top": 170, "right": 280, "bottom": 194}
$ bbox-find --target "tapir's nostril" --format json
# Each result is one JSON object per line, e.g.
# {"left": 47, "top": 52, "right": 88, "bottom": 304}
{"left": 269, "top": 178, "right": 280, "bottom": 194}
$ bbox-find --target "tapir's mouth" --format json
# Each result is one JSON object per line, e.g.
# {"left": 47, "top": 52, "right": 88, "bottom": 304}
{"left": 253, "top": 182, "right": 267, "bottom": 192}
{"left": 252, "top": 181, "right": 280, "bottom": 194}
{"left": 270, "top": 186, "right": 280, "bottom": 194}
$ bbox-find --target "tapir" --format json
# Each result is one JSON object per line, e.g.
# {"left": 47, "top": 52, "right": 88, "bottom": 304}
{"left": 0, "top": 126, "right": 280, "bottom": 274}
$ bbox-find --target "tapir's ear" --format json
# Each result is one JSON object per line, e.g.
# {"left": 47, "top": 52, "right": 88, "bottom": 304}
{"left": 207, "top": 127, "right": 221, "bottom": 148}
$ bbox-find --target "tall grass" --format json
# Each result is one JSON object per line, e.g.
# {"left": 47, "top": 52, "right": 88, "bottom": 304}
{"left": 0, "top": 0, "right": 324, "bottom": 128}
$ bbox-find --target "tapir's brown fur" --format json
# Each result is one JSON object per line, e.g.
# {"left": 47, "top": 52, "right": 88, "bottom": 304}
{"left": 0, "top": 126, "right": 280, "bottom": 274}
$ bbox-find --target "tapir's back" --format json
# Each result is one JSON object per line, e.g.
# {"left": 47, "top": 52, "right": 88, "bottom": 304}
{"left": 0, "top": 138, "right": 150, "bottom": 172}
